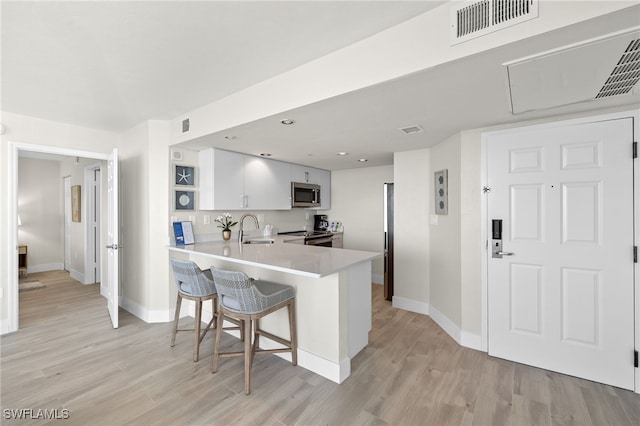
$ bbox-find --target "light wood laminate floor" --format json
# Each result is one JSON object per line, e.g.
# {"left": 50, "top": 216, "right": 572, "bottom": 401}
{"left": 2, "top": 270, "right": 639, "bottom": 425}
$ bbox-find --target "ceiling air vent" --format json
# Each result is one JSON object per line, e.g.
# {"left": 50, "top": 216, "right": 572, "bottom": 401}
{"left": 451, "top": 0, "right": 539, "bottom": 45}
{"left": 596, "top": 38, "right": 640, "bottom": 99}
{"left": 398, "top": 125, "right": 424, "bottom": 135}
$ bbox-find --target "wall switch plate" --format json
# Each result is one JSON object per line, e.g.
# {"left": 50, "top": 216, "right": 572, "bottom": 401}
{"left": 188, "top": 215, "right": 195, "bottom": 223}
{"left": 257, "top": 214, "right": 265, "bottom": 223}
{"left": 203, "top": 215, "right": 210, "bottom": 225}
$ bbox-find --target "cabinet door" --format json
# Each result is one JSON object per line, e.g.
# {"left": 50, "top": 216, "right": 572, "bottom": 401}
{"left": 244, "top": 156, "right": 291, "bottom": 210}
{"left": 291, "top": 164, "right": 313, "bottom": 183}
{"left": 199, "top": 148, "right": 244, "bottom": 210}
{"left": 316, "top": 168, "right": 331, "bottom": 209}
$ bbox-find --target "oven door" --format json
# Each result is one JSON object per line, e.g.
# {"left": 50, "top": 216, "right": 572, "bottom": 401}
{"left": 305, "top": 236, "right": 333, "bottom": 247}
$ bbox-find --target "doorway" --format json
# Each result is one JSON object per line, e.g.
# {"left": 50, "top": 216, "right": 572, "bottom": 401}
{"left": 7, "top": 142, "right": 114, "bottom": 334}
{"left": 484, "top": 114, "right": 636, "bottom": 390}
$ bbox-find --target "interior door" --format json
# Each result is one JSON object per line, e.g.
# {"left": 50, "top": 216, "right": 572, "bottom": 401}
{"left": 487, "top": 118, "right": 635, "bottom": 390}
{"left": 106, "top": 148, "right": 119, "bottom": 328}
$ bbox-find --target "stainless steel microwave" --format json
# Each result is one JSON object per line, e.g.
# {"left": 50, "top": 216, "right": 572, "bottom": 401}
{"left": 291, "top": 182, "right": 321, "bottom": 208}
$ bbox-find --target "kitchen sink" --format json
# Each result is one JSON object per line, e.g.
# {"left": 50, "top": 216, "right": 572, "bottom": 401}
{"left": 242, "top": 239, "right": 275, "bottom": 244}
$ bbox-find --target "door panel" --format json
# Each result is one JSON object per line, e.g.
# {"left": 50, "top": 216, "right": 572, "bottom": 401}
{"left": 487, "top": 118, "right": 634, "bottom": 390}
{"left": 106, "top": 148, "right": 119, "bottom": 329}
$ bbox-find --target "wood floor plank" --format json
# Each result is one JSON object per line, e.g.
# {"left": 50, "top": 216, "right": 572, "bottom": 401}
{"left": 2, "top": 271, "right": 639, "bottom": 426}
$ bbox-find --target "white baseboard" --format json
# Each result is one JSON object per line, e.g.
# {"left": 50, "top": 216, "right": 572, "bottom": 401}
{"left": 461, "top": 331, "right": 482, "bottom": 351}
{"left": 120, "top": 296, "right": 173, "bottom": 323}
{"left": 28, "top": 263, "right": 63, "bottom": 274}
{"left": 69, "top": 268, "right": 84, "bottom": 284}
{"left": 392, "top": 295, "right": 429, "bottom": 315}
{"left": 428, "top": 304, "right": 461, "bottom": 343}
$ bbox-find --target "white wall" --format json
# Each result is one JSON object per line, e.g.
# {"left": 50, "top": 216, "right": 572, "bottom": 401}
{"left": 429, "top": 133, "right": 462, "bottom": 338}
{"left": 392, "top": 149, "right": 430, "bottom": 314}
{"left": 18, "top": 158, "right": 63, "bottom": 272}
{"left": 327, "top": 165, "right": 393, "bottom": 282}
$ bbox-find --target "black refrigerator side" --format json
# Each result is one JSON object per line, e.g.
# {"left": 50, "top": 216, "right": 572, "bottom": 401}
{"left": 384, "top": 183, "right": 394, "bottom": 301}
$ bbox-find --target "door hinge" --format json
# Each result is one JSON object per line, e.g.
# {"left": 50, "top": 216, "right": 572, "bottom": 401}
{"left": 635, "top": 350, "right": 638, "bottom": 368}
{"left": 633, "top": 141, "right": 637, "bottom": 159}
{"left": 634, "top": 246, "right": 638, "bottom": 263}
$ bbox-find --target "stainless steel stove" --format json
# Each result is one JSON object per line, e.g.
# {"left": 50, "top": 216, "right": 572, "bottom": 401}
{"left": 279, "top": 230, "right": 335, "bottom": 247}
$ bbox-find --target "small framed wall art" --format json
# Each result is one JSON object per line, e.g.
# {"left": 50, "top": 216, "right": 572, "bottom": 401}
{"left": 175, "top": 190, "right": 195, "bottom": 211}
{"left": 434, "top": 169, "right": 448, "bottom": 215}
{"left": 175, "top": 165, "right": 195, "bottom": 186}
{"left": 72, "top": 185, "right": 81, "bottom": 222}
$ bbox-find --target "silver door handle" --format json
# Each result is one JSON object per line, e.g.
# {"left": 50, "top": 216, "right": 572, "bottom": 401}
{"left": 106, "top": 244, "right": 119, "bottom": 250}
{"left": 497, "top": 251, "right": 514, "bottom": 256}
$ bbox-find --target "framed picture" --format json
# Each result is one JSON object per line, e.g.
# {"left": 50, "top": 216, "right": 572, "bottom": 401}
{"left": 175, "top": 165, "right": 195, "bottom": 186}
{"left": 175, "top": 190, "right": 195, "bottom": 210}
{"left": 434, "top": 169, "right": 448, "bottom": 215}
{"left": 72, "top": 185, "right": 81, "bottom": 222}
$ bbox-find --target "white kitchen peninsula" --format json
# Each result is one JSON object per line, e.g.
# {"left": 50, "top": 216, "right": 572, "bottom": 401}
{"left": 168, "top": 239, "right": 380, "bottom": 383}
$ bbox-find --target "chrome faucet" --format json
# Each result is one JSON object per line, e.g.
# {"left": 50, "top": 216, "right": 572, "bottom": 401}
{"left": 238, "top": 213, "right": 259, "bottom": 243}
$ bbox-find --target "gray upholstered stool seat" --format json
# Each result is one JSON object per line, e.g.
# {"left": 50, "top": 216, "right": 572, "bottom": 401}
{"left": 169, "top": 258, "right": 221, "bottom": 362}
{"left": 210, "top": 266, "right": 297, "bottom": 395}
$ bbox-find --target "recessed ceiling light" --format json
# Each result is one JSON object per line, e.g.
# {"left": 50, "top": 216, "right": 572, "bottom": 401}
{"left": 336, "top": 152, "right": 349, "bottom": 156}
{"left": 224, "top": 135, "right": 237, "bottom": 140}
{"left": 280, "top": 119, "right": 295, "bottom": 125}
{"left": 358, "top": 158, "right": 368, "bottom": 162}
{"left": 260, "top": 153, "right": 272, "bottom": 157}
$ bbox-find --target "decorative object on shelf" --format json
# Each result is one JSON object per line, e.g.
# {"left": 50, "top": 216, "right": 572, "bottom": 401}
{"left": 175, "top": 190, "right": 195, "bottom": 210}
{"left": 72, "top": 185, "right": 81, "bottom": 222}
{"left": 434, "top": 169, "right": 448, "bottom": 215}
{"left": 215, "top": 212, "right": 238, "bottom": 240}
{"left": 175, "top": 165, "right": 195, "bottom": 186}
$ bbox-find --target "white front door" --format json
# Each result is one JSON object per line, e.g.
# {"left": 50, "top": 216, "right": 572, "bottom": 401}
{"left": 487, "top": 118, "right": 635, "bottom": 390}
{"left": 106, "top": 148, "right": 119, "bottom": 329}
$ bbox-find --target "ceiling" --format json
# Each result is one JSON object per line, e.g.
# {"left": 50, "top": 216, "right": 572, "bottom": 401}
{"left": 3, "top": 1, "right": 640, "bottom": 170}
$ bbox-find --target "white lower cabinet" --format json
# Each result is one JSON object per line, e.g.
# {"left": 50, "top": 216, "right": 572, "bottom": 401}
{"left": 199, "top": 148, "right": 292, "bottom": 210}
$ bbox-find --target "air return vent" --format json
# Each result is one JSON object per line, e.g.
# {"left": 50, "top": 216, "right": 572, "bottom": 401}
{"left": 451, "top": 0, "right": 538, "bottom": 45}
{"left": 398, "top": 125, "right": 424, "bottom": 135}
{"left": 596, "top": 38, "right": 640, "bottom": 99}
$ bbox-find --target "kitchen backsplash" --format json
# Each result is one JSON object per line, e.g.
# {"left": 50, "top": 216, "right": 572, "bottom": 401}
{"left": 170, "top": 209, "right": 316, "bottom": 242}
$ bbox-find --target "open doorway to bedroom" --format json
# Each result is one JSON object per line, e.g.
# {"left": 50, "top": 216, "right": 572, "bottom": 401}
{"left": 18, "top": 152, "right": 104, "bottom": 286}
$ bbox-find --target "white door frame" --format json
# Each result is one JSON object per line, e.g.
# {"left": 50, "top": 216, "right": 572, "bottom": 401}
{"left": 84, "top": 162, "right": 102, "bottom": 285}
{"left": 480, "top": 109, "right": 639, "bottom": 393}
{"left": 64, "top": 176, "right": 72, "bottom": 272}
{"left": 6, "top": 142, "right": 109, "bottom": 334}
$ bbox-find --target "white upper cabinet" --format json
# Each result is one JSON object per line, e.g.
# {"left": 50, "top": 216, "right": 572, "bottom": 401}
{"left": 243, "top": 156, "right": 291, "bottom": 210}
{"left": 291, "top": 164, "right": 331, "bottom": 209}
{"left": 199, "top": 148, "right": 245, "bottom": 210}
{"left": 199, "top": 148, "right": 292, "bottom": 210}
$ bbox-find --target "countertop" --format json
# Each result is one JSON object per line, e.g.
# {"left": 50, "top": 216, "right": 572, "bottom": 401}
{"left": 168, "top": 236, "right": 381, "bottom": 278}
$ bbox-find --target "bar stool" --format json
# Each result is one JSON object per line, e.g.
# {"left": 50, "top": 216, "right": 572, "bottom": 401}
{"left": 210, "top": 266, "right": 297, "bottom": 395}
{"left": 169, "top": 258, "right": 220, "bottom": 362}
